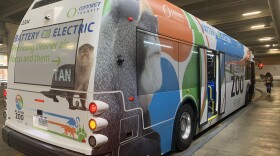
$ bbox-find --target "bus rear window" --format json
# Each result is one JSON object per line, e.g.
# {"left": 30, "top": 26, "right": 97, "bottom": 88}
{"left": 13, "top": 20, "right": 83, "bottom": 89}
{"left": 32, "top": 0, "right": 62, "bottom": 9}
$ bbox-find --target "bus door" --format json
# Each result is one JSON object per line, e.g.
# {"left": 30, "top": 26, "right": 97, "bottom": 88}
{"left": 199, "top": 48, "right": 208, "bottom": 125}
{"left": 206, "top": 50, "right": 219, "bottom": 121}
{"left": 199, "top": 48, "right": 222, "bottom": 124}
{"left": 219, "top": 53, "right": 226, "bottom": 114}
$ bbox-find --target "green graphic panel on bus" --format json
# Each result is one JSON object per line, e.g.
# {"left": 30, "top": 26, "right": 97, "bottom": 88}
{"left": 184, "top": 11, "right": 205, "bottom": 46}
{"left": 181, "top": 11, "right": 205, "bottom": 104}
{"left": 182, "top": 52, "right": 200, "bottom": 106}
{"left": 103, "top": 0, "right": 111, "bottom": 16}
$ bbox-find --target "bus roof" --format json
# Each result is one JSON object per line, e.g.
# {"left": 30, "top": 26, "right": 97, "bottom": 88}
{"left": 139, "top": 0, "right": 252, "bottom": 59}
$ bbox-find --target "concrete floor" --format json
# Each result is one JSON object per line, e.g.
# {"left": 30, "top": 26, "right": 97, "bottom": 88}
{"left": 0, "top": 82, "right": 280, "bottom": 156}
{"left": 171, "top": 81, "right": 280, "bottom": 156}
{"left": 0, "top": 99, "right": 24, "bottom": 156}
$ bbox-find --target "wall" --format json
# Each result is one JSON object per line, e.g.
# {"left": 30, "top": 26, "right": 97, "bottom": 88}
{"left": 255, "top": 55, "right": 280, "bottom": 80}
{"left": 5, "top": 22, "right": 19, "bottom": 61}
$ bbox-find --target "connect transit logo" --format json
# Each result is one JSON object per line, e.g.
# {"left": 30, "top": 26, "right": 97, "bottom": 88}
{"left": 162, "top": 4, "right": 184, "bottom": 22}
{"left": 67, "top": 2, "right": 102, "bottom": 18}
{"left": 163, "top": 5, "right": 172, "bottom": 18}
{"left": 67, "top": 8, "right": 77, "bottom": 18}
{"left": 15, "top": 95, "right": 23, "bottom": 110}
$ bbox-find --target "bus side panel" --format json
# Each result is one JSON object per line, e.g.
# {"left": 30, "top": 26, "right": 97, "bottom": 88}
{"left": 93, "top": 0, "right": 164, "bottom": 155}
{"left": 224, "top": 54, "right": 247, "bottom": 114}
{"left": 95, "top": 0, "right": 201, "bottom": 153}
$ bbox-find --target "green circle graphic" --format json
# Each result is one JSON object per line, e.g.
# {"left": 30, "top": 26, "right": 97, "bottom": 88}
{"left": 67, "top": 8, "right": 77, "bottom": 18}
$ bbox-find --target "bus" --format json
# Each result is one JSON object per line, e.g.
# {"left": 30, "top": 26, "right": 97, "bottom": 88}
{"left": 2, "top": 0, "right": 255, "bottom": 155}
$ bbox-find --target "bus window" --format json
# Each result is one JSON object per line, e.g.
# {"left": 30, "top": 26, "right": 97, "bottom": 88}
{"left": 14, "top": 20, "right": 83, "bottom": 89}
{"left": 207, "top": 51, "right": 216, "bottom": 81}
{"left": 136, "top": 32, "right": 179, "bottom": 95}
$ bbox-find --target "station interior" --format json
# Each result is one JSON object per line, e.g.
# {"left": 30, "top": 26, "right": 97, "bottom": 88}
{"left": 0, "top": 0, "right": 280, "bottom": 156}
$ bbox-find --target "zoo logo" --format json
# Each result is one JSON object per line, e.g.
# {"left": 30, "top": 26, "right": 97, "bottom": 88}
{"left": 67, "top": 8, "right": 77, "bottom": 18}
{"left": 15, "top": 95, "right": 23, "bottom": 110}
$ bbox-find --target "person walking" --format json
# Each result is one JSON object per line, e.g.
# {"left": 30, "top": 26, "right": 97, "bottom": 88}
{"left": 264, "top": 72, "right": 273, "bottom": 95}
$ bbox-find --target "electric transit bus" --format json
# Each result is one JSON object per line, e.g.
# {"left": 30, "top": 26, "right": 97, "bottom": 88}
{"left": 2, "top": 0, "right": 255, "bottom": 155}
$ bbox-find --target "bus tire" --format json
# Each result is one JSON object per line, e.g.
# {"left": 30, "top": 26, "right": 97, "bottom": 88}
{"left": 174, "top": 104, "right": 195, "bottom": 151}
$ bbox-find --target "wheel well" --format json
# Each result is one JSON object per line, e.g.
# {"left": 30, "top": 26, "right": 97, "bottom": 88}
{"left": 171, "top": 98, "right": 198, "bottom": 151}
{"left": 182, "top": 98, "right": 198, "bottom": 121}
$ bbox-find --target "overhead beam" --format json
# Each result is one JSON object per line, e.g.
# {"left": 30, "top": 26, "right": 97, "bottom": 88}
{"left": 231, "top": 33, "right": 276, "bottom": 41}
{"left": 244, "top": 46, "right": 277, "bottom": 51}
{"left": 168, "top": 0, "right": 206, "bottom": 7}
{"left": 213, "top": 16, "right": 271, "bottom": 29}
{"left": 209, "top": 10, "right": 271, "bottom": 26}
{"left": 181, "top": 0, "right": 259, "bottom": 14}
{"left": 220, "top": 26, "right": 274, "bottom": 35}
{"left": 249, "top": 44, "right": 279, "bottom": 49}
{"left": 268, "top": 0, "right": 280, "bottom": 46}
{"left": 0, "top": 0, "right": 33, "bottom": 19}
{"left": 254, "top": 52, "right": 280, "bottom": 56}
{"left": 253, "top": 49, "right": 280, "bottom": 55}
{"left": 0, "top": 18, "right": 20, "bottom": 25}
{"left": 242, "top": 40, "right": 278, "bottom": 47}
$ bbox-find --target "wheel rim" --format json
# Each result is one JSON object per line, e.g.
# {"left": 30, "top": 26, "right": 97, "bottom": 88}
{"left": 180, "top": 112, "right": 191, "bottom": 140}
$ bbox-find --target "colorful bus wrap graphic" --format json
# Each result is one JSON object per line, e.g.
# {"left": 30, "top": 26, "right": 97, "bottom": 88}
{"left": 4, "top": 0, "right": 254, "bottom": 155}
{"left": 93, "top": 0, "right": 253, "bottom": 154}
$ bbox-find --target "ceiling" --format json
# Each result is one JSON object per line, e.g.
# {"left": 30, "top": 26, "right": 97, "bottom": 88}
{"left": 0, "top": 0, "right": 32, "bottom": 53}
{"left": 168, "top": 0, "right": 280, "bottom": 56}
{"left": 0, "top": 0, "right": 280, "bottom": 56}
{"left": 0, "top": 0, "right": 33, "bottom": 24}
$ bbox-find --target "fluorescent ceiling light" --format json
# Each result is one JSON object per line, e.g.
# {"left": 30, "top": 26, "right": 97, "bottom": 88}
{"left": 242, "top": 11, "right": 261, "bottom": 16}
{"left": 270, "top": 49, "right": 279, "bottom": 51}
{"left": 265, "top": 44, "right": 270, "bottom": 47}
{"left": 259, "top": 37, "right": 272, "bottom": 41}
{"left": 251, "top": 24, "right": 265, "bottom": 29}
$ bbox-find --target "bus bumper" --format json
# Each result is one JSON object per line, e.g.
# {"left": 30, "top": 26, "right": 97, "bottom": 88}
{"left": 2, "top": 126, "right": 84, "bottom": 156}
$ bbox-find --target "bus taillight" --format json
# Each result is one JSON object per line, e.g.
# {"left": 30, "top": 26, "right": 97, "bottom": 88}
{"left": 89, "top": 103, "right": 97, "bottom": 114}
{"left": 88, "top": 117, "right": 108, "bottom": 131}
{"left": 89, "top": 119, "right": 97, "bottom": 131}
{"left": 128, "top": 17, "right": 134, "bottom": 22}
{"left": 88, "top": 100, "right": 109, "bottom": 115}
{"left": 3, "top": 89, "right": 7, "bottom": 97}
{"left": 88, "top": 136, "right": 96, "bottom": 147}
{"left": 88, "top": 134, "right": 108, "bottom": 148}
{"left": 88, "top": 100, "right": 109, "bottom": 148}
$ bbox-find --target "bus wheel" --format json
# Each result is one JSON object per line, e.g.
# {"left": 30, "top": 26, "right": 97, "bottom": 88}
{"left": 174, "top": 104, "right": 195, "bottom": 151}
